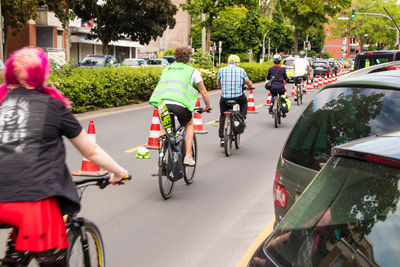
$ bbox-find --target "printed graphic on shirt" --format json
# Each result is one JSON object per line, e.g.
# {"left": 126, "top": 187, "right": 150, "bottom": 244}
{"left": 0, "top": 97, "right": 29, "bottom": 152}
{"left": 0, "top": 95, "right": 45, "bottom": 160}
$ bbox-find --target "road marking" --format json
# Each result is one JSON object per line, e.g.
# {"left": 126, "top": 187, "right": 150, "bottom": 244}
{"left": 236, "top": 218, "right": 275, "bottom": 267}
{"left": 125, "top": 143, "right": 147, "bottom": 153}
{"left": 206, "top": 119, "right": 219, "bottom": 125}
{"left": 255, "top": 104, "right": 264, "bottom": 109}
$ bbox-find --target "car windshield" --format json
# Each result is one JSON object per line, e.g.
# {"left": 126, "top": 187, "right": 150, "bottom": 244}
{"left": 282, "top": 87, "right": 400, "bottom": 171}
{"left": 80, "top": 57, "right": 105, "bottom": 66}
{"left": 358, "top": 53, "right": 395, "bottom": 69}
{"left": 264, "top": 156, "right": 400, "bottom": 266}
{"left": 147, "top": 59, "right": 162, "bottom": 65}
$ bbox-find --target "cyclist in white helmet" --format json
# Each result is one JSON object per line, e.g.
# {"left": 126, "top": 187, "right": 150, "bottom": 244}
{"left": 293, "top": 51, "right": 310, "bottom": 100}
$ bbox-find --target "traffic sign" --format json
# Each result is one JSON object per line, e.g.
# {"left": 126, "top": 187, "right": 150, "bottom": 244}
{"left": 339, "top": 56, "right": 345, "bottom": 61}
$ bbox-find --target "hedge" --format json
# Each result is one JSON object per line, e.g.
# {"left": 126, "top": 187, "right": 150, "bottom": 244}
{"left": 49, "top": 62, "right": 273, "bottom": 113}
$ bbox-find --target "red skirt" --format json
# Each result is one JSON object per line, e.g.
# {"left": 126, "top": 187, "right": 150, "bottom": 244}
{"left": 0, "top": 197, "right": 69, "bottom": 252}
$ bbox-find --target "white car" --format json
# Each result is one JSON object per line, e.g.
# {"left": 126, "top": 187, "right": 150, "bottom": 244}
{"left": 121, "top": 58, "right": 147, "bottom": 67}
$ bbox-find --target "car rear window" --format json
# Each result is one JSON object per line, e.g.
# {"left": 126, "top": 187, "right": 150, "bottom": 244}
{"left": 284, "top": 60, "right": 294, "bottom": 66}
{"left": 313, "top": 61, "right": 327, "bottom": 67}
{"left": 80, "top": 57, "right": 105, "bottom": 66}
{"left": 282, "top": 87, "right": 400, "bottom": 170}
{"left": 264, "top": 156, "right": 400, "bottom": 266}
{"left": 356, "top": 53, "right": 400, "bottom": 69}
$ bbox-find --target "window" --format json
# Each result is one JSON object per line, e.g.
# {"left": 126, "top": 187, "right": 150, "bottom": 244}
{"left": 282, "top": 87, "right": 400, "bottom": 170}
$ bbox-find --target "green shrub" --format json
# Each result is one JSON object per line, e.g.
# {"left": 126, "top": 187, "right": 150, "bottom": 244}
{"left": 192, "top": 49, "right": 213, "bottom": 69}
{"left": 48, "top": 61, "right": 273, "bottom": 113}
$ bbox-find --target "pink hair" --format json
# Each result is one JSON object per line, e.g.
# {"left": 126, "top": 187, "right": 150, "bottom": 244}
{"left": 0, "top": 47, "right": 71, "bottom": 108}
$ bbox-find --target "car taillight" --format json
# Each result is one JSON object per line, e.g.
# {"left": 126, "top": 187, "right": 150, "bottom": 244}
{"left": 326, "top": 64, "right": 329, "bottom": 68}
{"left": 273, "top": 171, "right": 287, "bottom": 209}
{"left": 365, "top": 155, "right": 400, "bottom": 168}
{"left": 367, "top": 52, "right": 374, "bottom": 56}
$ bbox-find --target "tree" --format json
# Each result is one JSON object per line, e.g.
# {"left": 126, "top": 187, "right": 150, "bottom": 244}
{"left": 237, "top": 6, "right": 263, "bottom": 59}
{"left": 1, "top": 0, "right": 42, "bottom": 57}
{"left": 268, "top": 0, "right": 294, "bottom": 54}
{"left": 180, "top": 0, "right": 254, "bottom": 52}
{"left": 281, "top": 0, "right": 351, "bottom": 54}
{"left": 330, "top": 0, "right": 400, "bottom": 52}
{"left": 73, "top": 0, "right": 178, "bottom": 55}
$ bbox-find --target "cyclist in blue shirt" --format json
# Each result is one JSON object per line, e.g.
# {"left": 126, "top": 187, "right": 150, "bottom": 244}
{"left": 217, "top": 55, "right": 254, "bottom": 147}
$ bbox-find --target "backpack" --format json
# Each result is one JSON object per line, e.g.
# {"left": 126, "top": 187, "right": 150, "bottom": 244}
{"left": 232, "top": 112, "right": 245, "bottom": 134}
{"left": 166, "top": 135, "right": 184, "bottom": 182}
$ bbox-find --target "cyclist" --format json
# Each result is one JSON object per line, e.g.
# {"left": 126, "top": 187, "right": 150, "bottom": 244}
{"left": 217, "top": 55, "right": 254, "bottom": 147}
{"left": 149, "top": 47, "right": 212, "bottom": 166}
{"left": 0, "top": 47, "right": 128, "bottom": 267}
{"left": 266, "top": 54, "right": 289, "bottom": 117}
{"left": 293, "top": 51, "right": 310, "bottom": 101}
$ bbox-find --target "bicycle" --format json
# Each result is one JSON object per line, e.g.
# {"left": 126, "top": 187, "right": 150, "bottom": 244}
{"left": 222, "top": 87, "right": 254, "bottom": 157}
{"left": 0, "top": 173, "right": 131, "bottom": 267}
{"left": 294, "top": 76, "right": 304, "bottom": 105}
{"left": 155, "top": 103, "right": 208, "bottom": 200}
{"left": 271, "top": 94, "right": 287, "bottom": 128}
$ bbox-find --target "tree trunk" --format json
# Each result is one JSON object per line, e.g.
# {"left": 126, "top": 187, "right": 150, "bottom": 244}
{"left": 65, "top": 19, "right": 70, "bottom": 62}
{"left": 206, "top": 15, "right": 213, "bottom": 53}
{"left": 3, "top": 27, "right": 8, "bottom": 59}
{"left": 294, "top": 28, "right": 299, "bottom": 54}
{"left": 102, "top": 43, "right": 108, "bottom": 55}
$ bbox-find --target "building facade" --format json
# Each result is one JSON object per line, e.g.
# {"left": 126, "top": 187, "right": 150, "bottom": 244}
{"left": 323, "top": 23, "right": 361, "bottom": 59}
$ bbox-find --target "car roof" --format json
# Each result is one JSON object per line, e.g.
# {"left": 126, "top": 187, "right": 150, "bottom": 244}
{"left": 332, "top": 129, "right": 400, "bottom": 164}
{"left": 357, "top": 50, "right": 400, "bottom": 55}
{"left": 324, "top": 69, "right": 400, "bottom": 90}
{"left": 338, "top": 60, "right": 400, "bottom": 80}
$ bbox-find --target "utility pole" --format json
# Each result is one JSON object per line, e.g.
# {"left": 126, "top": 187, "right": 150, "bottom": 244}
{"left": 262, "top": 29, "right": 270, "bottom": 63}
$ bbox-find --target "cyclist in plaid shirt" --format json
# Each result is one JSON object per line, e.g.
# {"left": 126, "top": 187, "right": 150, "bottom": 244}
{"left": 217, "top": 55, "right": 254, "bottom": 146}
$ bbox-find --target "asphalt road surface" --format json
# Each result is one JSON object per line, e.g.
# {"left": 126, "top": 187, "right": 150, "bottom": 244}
{"left": 0, "top": 82, "right": 320, "bottom": 267}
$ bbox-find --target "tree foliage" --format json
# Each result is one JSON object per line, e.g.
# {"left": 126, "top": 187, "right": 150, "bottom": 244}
{"left": 330, "top": 0, "right": 400, "bottom": 52}
{"left": 73, "top": 0, "right": 178, "bottom": 54}
{"left": 268, "top": 0, "right": 294, "bottom": 54}
{"left": 282, "top": 0, "right": 351, "bottom": 53}
{"left": 1, "top": 0, "right": 42, "bottom": 55}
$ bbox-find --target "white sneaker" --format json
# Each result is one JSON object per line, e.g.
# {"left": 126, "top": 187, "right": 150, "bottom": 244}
{"left": 184, "top": 155, "right": 195, "bottom": 166}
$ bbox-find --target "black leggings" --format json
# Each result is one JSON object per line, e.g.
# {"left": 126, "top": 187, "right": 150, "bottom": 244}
{"left": 1, "top": 231, "right": 68, "bottom": 267}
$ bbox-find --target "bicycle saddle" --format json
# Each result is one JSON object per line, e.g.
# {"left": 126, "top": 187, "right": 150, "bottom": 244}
{"left": 226, "top": 100, "right": 238, "bottom": 106}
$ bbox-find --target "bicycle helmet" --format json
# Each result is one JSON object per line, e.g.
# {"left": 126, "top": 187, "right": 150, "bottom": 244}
{"left": 299, "top": 51, "right": 306, "bottom": 58}
{"left": 228, "top": 54, "right": 240, "bottom": 64}
{"left": 272, "top": 54, "right": 282, "bottom": 64}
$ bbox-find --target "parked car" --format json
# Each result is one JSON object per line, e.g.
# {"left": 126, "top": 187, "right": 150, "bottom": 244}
{"left": 328, "top": 58, "right": 339, "bottom": 75}
{"left": 282, "top": 57, "right": 295, "bottom": 82}
{"left": 249, "top": 130, "right": 400, "bottom": 267}
{"left": 121, "top": 58, "right": 147, "bottom": 67}
{"left": 163, "top": 56, "right": 175, "bottom": 65}
{"left": 338, "top": 60, "right": 400, "bottom": 81}
{"left": 146, "top": 58, "right": 169, "bottom": 67}
{"left": 79, "top": 55, "right": 118, "bottom": 68}
{"left": 311, "top": 59, "right": 332, "bottom": 77}
{"left": 353, "top": 50, "right": 400, "bottom": 71}
{"left": 273, "top": 69, "right": 400, "bottom": 226}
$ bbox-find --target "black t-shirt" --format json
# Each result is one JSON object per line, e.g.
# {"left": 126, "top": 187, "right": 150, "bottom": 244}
{"left": 0, "top": 87, "right": 82, "bottom": 215}
{"left": 267, "top": 65, "right": 288, "bottom": 92}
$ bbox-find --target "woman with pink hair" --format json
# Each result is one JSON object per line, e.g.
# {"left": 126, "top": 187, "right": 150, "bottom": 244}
{"left": 0, "top": 47, "right": 128, "bottom": 266}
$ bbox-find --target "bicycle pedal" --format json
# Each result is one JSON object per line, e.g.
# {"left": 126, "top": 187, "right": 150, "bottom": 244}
{"left": 151, "top": 173, "right": 158, "bottom": 177}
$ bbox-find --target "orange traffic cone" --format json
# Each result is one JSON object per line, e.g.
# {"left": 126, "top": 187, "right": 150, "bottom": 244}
{"left": 328, "top": 73, "right": 332, "bottom": 84}
{"left": 314, "top": 76, "right": 319, "bottom": 88}
{"left": 193, "top": 97, "right": 208, "bottom": 134}
{"left": 265, "top": 92, "right": 272, "bottom": 106}
{"left": 307, "top": 77, "right": 312, "bottom": 91}
{"left": 323, "top": 74, "right": 328, "bottom": 85}
{"left": 318, "top": 75, "right": 323, "bottom": 87}
{"left": 146, "top": 107, "right": 161, "bottom": 149}
{"left": 291, "top": 84, "right": 296, "bottom": 97}
{"left": 333, "top": 73, "right": 337, "bottom": 82}
{"left": 72, "top": 120, "right": 107, "bottom": 176}
{"left": 247, "top": 89, "right": 259, "bottom": 114}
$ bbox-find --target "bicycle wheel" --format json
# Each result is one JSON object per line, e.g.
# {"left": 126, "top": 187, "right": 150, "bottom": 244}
{"left": 183, "top": 134, "right": 197, "bottom": 184}
{"left": 67, "top": 220, "right": 105, "bottom": 267}
{"left": 278, "top": 105, "right": 281, "bottom": 125}
{"left": 274, "top": 105, "right": 279, "bottom": 128}
{"left": 296, "top": 87, "right": 301, "bottom": 105}
{"left": 234, "top": 133, "right": 240, "bottom": 149}
{"left": 300, "top": 85, "right": 303, "bottom": 104}
{"left": 158, "top": 142, "right": 174, "bottom": 199}
{"left": 224, "top": 116, "right": 232, "bottom": 156}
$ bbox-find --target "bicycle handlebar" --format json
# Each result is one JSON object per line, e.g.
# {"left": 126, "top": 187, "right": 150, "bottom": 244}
{"left": 73, "top": 173, "right": 132, "bottom": 189}
{"left": 242, "top": 86, "right": 255, "bottom": 91}
{"left": 194, "top": 107, "right": 211, "bottom": 114}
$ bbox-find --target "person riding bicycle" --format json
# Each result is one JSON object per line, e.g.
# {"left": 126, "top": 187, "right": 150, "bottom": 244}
{"left": 149, "top": 47, "right": 212, "bottom": 166}
{"left": 266, "top": 54, "right": 289, "bottom": 117}
{"left": 217, "top": 55, "right": 254, "bottom": 147}
{"left": 293, "top": 51, "right": 310, "bottom": 101}
{"left": 0, "top": 47, "right": 128, "bottom": 267}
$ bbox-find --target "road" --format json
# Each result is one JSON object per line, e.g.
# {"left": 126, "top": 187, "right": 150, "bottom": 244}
{"left": 0, "top": 82, "right": 320, "bottom": 266}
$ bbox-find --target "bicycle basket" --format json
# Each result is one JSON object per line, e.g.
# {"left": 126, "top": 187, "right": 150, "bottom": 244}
{"left": 232, "top": 112, "right": 245, "bottom": 134}
{"left": 166, "top": 135, "right": 184, "bottom": 182}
